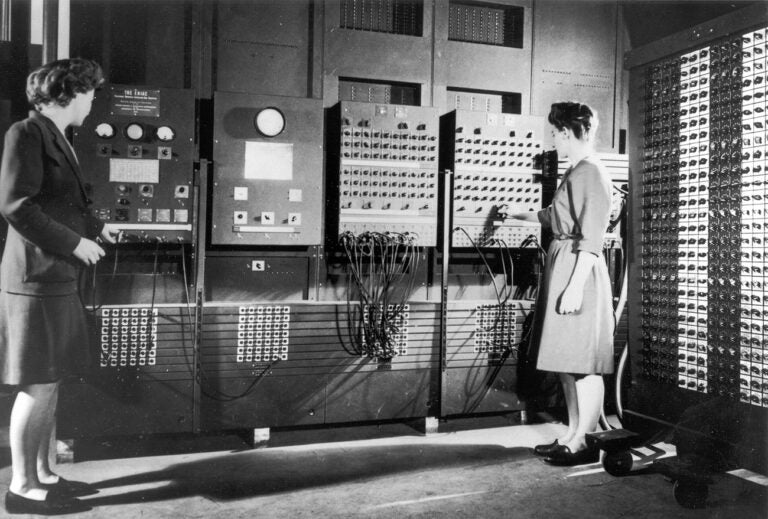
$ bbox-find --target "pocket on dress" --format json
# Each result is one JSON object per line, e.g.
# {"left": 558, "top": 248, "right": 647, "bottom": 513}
{"left": 22, "top": 241, "right": 76, "bottom": 283}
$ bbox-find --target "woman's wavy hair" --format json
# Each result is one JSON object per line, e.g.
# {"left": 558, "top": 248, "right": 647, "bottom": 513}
{"left": 26, "top": 58, "right": 103, "bottom": 108}
{"left": 548, "top": 102, "right": 598, "bottom": 141}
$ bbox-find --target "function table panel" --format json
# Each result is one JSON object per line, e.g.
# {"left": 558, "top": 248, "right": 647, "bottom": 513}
{"left": 639, "top": 25, "right": 768, "bottom": 408}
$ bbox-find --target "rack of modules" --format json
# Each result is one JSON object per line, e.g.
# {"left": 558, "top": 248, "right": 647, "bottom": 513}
{"left": 331, "top": 101, "right": 440, "bottom": 246}
{"left": 440, "top": 110, "right": 545, "bottom": 248}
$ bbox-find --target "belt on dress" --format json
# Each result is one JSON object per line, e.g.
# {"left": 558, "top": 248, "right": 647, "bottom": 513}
{"left": 552, "top": 233, "right": 578, "bottom": 240}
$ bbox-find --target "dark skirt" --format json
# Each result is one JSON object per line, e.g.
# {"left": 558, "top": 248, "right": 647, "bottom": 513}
{"left": 0, "top": 291, "right": 91, "bottom": 385}
{"left": 535, "top": 238, "right": 615, "bottom": 375}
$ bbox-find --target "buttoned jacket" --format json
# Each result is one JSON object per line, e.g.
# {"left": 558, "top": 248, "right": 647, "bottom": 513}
{"left": 0, "top": 111, "right": 103, "bottom": 296}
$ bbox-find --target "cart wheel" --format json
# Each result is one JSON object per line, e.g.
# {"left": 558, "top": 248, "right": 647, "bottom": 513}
{"left": 673, "top": 479, "right": 708, "bottom": 509}
{"left": 603, "top": 450, "right": 633, "bottom": 477}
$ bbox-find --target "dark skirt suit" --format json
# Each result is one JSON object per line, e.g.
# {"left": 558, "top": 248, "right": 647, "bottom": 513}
{"left": 0, "top": 111, "right": 104, "bottom": 385}
{"left": 534, "top": 157, "right": 614, "bottom": 375}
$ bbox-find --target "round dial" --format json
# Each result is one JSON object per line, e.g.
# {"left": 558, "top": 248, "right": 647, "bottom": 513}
{"left": 156, "top": 125, "right": 176, "bottom": 142}
{"left": 254, "top": 107, "right": 285, "bottom": 137}
{"left": 125, "top": 123, "right": 144, "bottom": 141}
{"left": 95, "top": 122, "right": 115, "bottom": 139}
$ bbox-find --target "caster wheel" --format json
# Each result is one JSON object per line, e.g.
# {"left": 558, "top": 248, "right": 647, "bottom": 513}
{"left": 673, "top": 479, "right": 708, "bottom": 509}
{"left": 603, "top": 450, "right": 633, "bottom": 477}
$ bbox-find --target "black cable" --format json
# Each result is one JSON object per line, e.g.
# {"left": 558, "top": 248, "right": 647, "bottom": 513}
{"left": 455, "top": 227, "right": 504, "bottom": 307}
{"left": 341, "top": 231, "right": 421, "bottom": 359}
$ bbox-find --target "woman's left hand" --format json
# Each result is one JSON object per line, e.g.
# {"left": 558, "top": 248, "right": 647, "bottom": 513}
{"left": 99, "top": 223, "right": 121, "bottom": 244}
{"left": 557, "top": 284, "right": 584, "bottom": 314}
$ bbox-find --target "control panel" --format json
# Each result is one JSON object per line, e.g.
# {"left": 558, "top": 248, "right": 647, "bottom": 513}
{"left": 211, "top": 93, "right": 324, "bottom": 246}
{"left": 441, "top": 110, "right": 546, "bottom": 248}
{"left": 73, "top": 85, "right": 196, "bottom": 243}
{"left": 331, "top": 101, "right": 440, "bottom": 246}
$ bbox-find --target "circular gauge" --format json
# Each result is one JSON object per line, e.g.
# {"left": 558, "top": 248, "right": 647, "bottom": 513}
{"left": 254, "top": 107, "right": 285, "bottom": 137}
{"left": 156, "top": 125, "right": 176, "bottom": 142}
{"left": 95, "top": 122, "right": 115, "bottom": 139}
{"left": 125, "top": 123, "right": 144, "bottom": 141}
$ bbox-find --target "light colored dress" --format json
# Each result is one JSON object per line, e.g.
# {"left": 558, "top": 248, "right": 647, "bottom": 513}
{"left": 534, "top": 156, "right": 614, "bottom": 374}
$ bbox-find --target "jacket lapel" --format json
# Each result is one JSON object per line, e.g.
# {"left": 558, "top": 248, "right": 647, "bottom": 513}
{"left": 31, "top": 111, "right": 91, "bottom": 203}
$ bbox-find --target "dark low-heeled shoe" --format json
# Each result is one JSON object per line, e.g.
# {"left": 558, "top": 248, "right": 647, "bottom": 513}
{"left": 5, "top": 490, "right": 92, "bottom": 515}
{"left": 533, "top": 439, "right": 560, "bottom": 456}
{"left": 543, "top": 445, "right": 600, "bottom": 466}
{"left": 43, "top": 477, "right": 98, "bottom": 498}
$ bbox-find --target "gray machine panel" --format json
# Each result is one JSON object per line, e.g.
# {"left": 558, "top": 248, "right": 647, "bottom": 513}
{"left": 211, "top": 92, "right": 324, "bottom": 245}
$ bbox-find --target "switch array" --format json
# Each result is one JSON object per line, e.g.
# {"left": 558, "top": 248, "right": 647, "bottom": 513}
{"left": 337, "top": 102, "right": 440, "bottom": 246}
{"left": 99, "top": 307, "right": 158, "bottom": 368}
{"left": 473, "top": 303, "right": 528, "bottom": 357}
{"left": 446, "top": 111, "right": 544, "bottom": 248}
{"left": 236, "top": 305, "right": 290, "bottom": 363}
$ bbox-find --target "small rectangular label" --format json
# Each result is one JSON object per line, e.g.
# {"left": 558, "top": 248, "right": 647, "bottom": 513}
{"left": 251, "top": 260, "right": 265, "bottom": 272}
{"left": 110, "top": 86, "right": 161, "bottom": 117}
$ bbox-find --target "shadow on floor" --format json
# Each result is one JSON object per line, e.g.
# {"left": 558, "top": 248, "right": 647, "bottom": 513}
{"left": 82, "top": 443, "right": 532, "bottom": 508}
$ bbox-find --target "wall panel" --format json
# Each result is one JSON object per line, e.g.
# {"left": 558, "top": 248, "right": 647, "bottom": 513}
{"left": 531, "top": 0, "right": 619, "bottom": 150}
{"left": 216, "top": 0, "right": 312, "bottom": 97}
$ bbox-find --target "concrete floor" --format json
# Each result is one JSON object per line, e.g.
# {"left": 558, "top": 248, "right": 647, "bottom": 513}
{"left": 0, "top": 417, "right": 766, "bottom": 518}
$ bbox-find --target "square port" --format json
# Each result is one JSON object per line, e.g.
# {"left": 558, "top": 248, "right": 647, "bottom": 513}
{"left": 97, "top": 143, "right": 112, "bottom": 157}
{"left": 155, "top": 209, "right": 171, "bottom": 223}
{"left": 137, "top": 208, "right": 153, "bottom": 222}
{"left": 261, "top": 211, "right": 275, "bottom": 225}
{"left": 174, "top": 185, "right": 190, "bottom": 198}
{"left": 233, "top": 186, "right": 248, "bottom": 200}
{"left": 157, "top": 146, "right": 172, "bottom": 160}
{"left": 174, "top": 209, "right": 188, "bottom": 223}
{"left": 234, "top": 211, "right": 248, "bottom": 224}
{"left": 138, "top": 184, "right": 154, "bottom": 197}
{"left": 115, "top": 208, "right": 130, "bottom": 221}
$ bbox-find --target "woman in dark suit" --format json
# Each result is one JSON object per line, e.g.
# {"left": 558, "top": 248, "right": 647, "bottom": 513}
{"left": 0, "top": 58, "right": 119, "bottom": 515}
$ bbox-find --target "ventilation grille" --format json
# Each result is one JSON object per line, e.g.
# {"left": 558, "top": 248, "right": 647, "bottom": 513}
{"left": 340, "top": 0, "right": 423, "bottom": 36}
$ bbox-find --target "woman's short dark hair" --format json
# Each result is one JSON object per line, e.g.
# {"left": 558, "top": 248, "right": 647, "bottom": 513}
{"left": 548, "top": 102, "right": 598, "bottom": 140}
{"left": 26, "top": 58, "right": 103, "bottom": 108}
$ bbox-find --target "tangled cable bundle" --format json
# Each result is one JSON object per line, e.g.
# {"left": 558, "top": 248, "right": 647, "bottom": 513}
{"left": 453, "top": 227, "right": 543, "bottom": 347}
{"left": 340, "top": 231, "right": 422, "bottom": 359}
